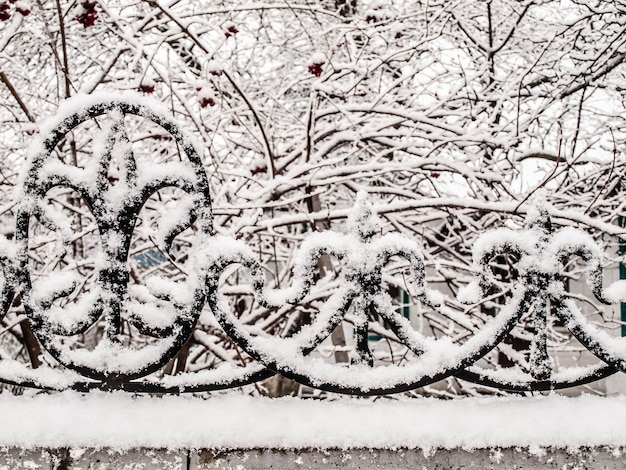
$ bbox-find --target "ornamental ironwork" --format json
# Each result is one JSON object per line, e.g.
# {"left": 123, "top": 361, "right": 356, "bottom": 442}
{"left": 0, "top": 96, "right": 624, "bottom": 395}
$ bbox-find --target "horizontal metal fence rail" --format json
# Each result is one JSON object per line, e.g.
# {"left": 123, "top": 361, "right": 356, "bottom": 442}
{"left": 0, "top": 97, "right": 624, "bottom": 395}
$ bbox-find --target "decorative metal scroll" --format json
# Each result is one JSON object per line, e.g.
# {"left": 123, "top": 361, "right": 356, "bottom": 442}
{"left": 0, "top": 96, "right": 625, "bottom": 395}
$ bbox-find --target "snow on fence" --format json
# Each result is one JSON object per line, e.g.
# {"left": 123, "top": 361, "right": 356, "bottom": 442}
{"left": 2, "top": 95, "right": 626, "bottom": 396}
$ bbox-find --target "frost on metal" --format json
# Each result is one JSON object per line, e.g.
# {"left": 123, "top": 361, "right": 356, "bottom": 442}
{"left": 0, "top": 96, "right": 625, "bottom": 395}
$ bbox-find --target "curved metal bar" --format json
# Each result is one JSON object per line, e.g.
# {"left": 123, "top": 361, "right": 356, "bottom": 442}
{"left": 456, "top": 364, "right": 617, "bottom": 392}
{"left": 14, "top": 98, "right": 212, "bottom": 384}
{"left": 29, "top": 302, "right": 202, "bottom": 383}
{"left": 0, "top": 237, "right": 16, "bottom": 323}
{"left": 29, "top": 296, "right": 104, "bottom": 337}
{"left": 553, "top": 296, "right": 626, "bottom": 372}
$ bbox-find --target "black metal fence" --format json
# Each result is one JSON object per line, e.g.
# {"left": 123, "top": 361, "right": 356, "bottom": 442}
{"left": 1, "top": 98, "right": 624, "bottom": 395}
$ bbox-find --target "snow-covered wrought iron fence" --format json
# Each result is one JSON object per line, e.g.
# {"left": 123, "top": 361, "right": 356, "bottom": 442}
{"left": 1, "top": 97, "right": 625, "bottom": 395}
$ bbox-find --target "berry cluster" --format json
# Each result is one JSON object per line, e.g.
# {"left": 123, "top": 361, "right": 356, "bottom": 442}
{"left": 364, "top": 1, "right": 387, "bottom": 23}
{"left": 138, "top": 77, "right": 156, "bottom": 94}
{"left": 308, "top": 53, "right": 326, "bottom": 77}
{"left": 251, "top": 164, "right": 267, "bottom": 175}
{"left": 197, "top": 87, "right": 216, "bottom": 108}
{"left": 222, "top": 21, "right": 238, "bottom": 38}
{"left": 207, "top": 61, "right": 223, "bottom": 77}
{"left": 0, "top": 3, "right": 9, "bottom": 20}
{"left": 139, "top": 83, "right": 155, "bottom": 94}
{"left": 76, "top": 0, "right": 97, "bottom": 28}
{"left": 0, "top": 1, "right": 31, "bottom": 21}
{"left": 308, "top": 63, "right": 323, "bottom": 77}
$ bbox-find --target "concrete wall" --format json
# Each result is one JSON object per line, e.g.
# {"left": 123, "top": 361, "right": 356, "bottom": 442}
{"left": 2, "top": 447, "right": 624, "bottom": 469}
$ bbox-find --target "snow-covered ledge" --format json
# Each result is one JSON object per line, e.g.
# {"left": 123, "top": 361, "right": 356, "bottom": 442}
{"left": 1, "top": 392, "right": 626, "bottom": 469}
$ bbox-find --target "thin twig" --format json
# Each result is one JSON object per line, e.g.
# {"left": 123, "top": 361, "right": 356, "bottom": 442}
{"left": 54, "top": 0, "right": 71, "bottom": 98}
{"left": 585, "top": 128, "right": 617, "bottom": 214}
{"left": 0, "top": 71, "right": 35, "bottom": 122}
{"left": 514, "top": 123, "right": 563, "bottom": 212}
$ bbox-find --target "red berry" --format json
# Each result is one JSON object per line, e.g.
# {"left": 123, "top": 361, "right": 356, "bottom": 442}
{"left": 200, "top": 96, "right": 216, "bottom": 108}
{"left": 251, "top": 164, "right": 267, "bottom": 175}
{"left": 199, "top": 86, "right": 217, "bottom": 108}
{"left": 139, "top": 84, "right": 155, "bottom": 94}
{"left": 15, "top": 1, "right": 29, "bottom": 15}
{"left": 308, "top": 63, "right": 323, "bottom": 77}
{"left": 364, "top": 4, "right": 386, "bottom": 23}
{"left": 430, "top": 172, "right": 440, "bottom": 179}
{"left": 223, "top": 22, "right": 238, "bottom": 38}
{"left": 76, "top": 1, "right": 97, "bottom": 28}
{"left": 207, "top": 59, "right": 223, "bottom": 76}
